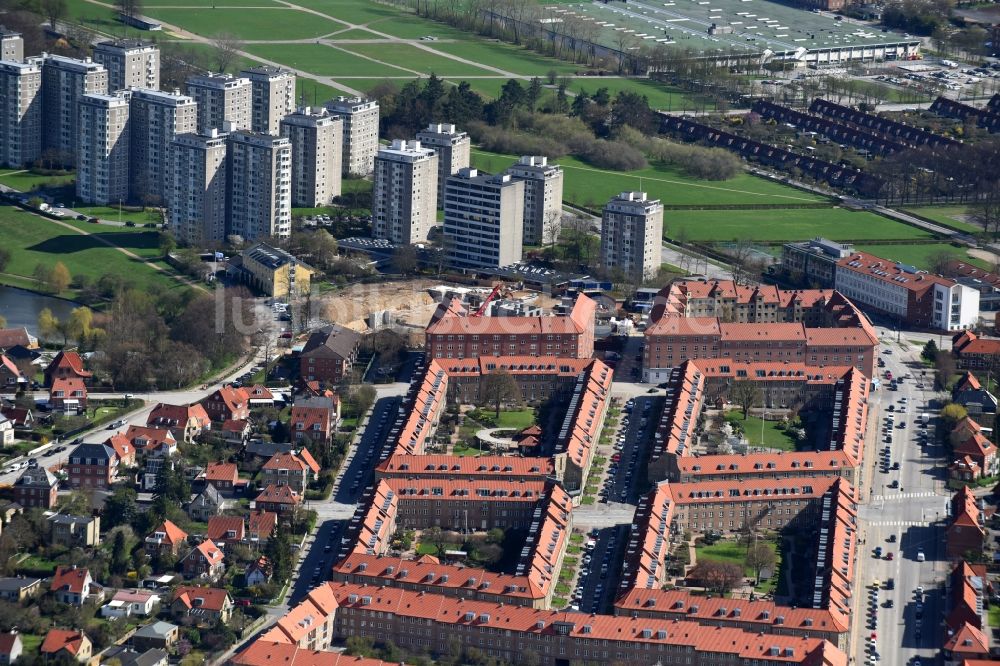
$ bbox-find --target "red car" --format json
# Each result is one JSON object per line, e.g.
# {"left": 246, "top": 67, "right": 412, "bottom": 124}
{"left": 885, "top": 552, "right": 894, "bottom": 561}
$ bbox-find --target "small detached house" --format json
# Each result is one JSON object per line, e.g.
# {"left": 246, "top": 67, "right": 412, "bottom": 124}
{"left": 290, "top": 396, "right": 339, "bottom": 445}
{"left": 39, "top": 629, "right": 91, "bottom": 663}
{"left": 50, "top": 566, "right": 102, "bottom": 606}
{"left": 147, "top": 402, "right": 211, "bottom": 443}
{"left": 181, "top": 539, "right": 225, "bottom": 580}
{"left": 200, "top": 385, "right": 251, "bottom": 423}
{"left": 207, "top": 516, "right": 245, "bottom": 547}
{"left": 245, "top": 556, "right": 272, "bottom": 587}
{"left": 203, "top": 462, "right": 239, "bottom": 491}
{"left": 131, "top": 621, "right": 179, "bottom": 652}
{"left": 100, "top": 589, "right": 160, "bottom": 619}
{"left": 246, "top": 510, "right": 278, "bottom": 545}
{"left": 48, "top": 513, "right": 101, "bottom": 548}
{"left": 255, "top": 484, "right": 302, "bottom": 515}
{"left": 171, "top": 586, "right": 233, "bottom": 625}
{"left": 261, "top": 449, "right": 321, "bottom": 494}
{"left": 13, "top": 466, "right": 58, "bottom": 509}
{"left": 188, "top": 484, "right": 227, "bottom": 522}
{"left": 144, "top": 520, "right": 189, "bottom": 558}
{"left": 124, "top": 426, "right": 177, "bottom": 458}
{"left": 0, "top": 632, "right": 22, "bottom": 666}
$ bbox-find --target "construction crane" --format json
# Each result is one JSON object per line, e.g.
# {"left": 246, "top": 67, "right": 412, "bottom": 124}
{"left": 472, "top": 283, "right": 505, "bottom": 317}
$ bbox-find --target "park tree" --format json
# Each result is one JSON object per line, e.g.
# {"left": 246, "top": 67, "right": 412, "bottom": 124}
{"left": 688, "top": 560, "right": 744, "bottom": 595}
{"left": 921, "top": 339, "right": 938, "bottom": 362}
{"left": 67, "top": 306, "right": 95, "bottom": 341}
{"left": 39, "top": 0, "right": 67, "bottom": 29}
{"left": 745, "top": 542, "right": 776, "bottom": 584}
{"left": 480, "top": 368, "right": 522, "bottom": 417}
{"left": 103, "top": 485, "right": 139, "bottom": 530}
{"left": 265, "top": 523, "right": 293, "bottom": 582}
{"left": 111, "top": 530, "right": 130, "bottom": 575}
{"left": 37, "top": 308, "right": 60, "bottom": 342}
{"left": 730, "top": 380, "right": 762, "bottom": 419}
{"left": 211, "top": 32, "right": 244, "bottom": 73}
{"left": 48, "top": 261, "right": 71, "bottom": 293}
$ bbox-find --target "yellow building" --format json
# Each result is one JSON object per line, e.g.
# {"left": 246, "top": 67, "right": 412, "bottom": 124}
{"left": 239, "top": 243, "right": 315, "bottom": 299}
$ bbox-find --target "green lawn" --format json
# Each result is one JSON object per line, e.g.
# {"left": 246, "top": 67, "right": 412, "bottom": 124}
{"left": 244, "top": 43, "right": 410, "bottom": 77}
{"left": 329, "top": 28, "right": 384, "bottom": 40}
{"left": 289, "top": 0, "right": 401, "bottom": 24}
{"left": 364, "top": 17, "right": 484, "bottom": 40}
{"left": 495, "top": 409, "right": 536, "bottom": 430}
{"left": 341, "top": 43, "right": 497, "bottom": 76}
{"left": 431, "top": 41, "right": 583, "bottom": 76}
{"left": 416, "top": 541, "right": 441, "bottom": 556}
{"left": 989, "top": 605, "right": 1000, "bottom": 629}
{"left": 61, "top": 0, "right": 148, "bottom": 38}
{"left": 696, "top": 538, "right": 780, "bottom": 593}
{"left": 902, "top": 205, "right": 981, "bottom": 234}
{"left": 471, "top": 149, "right": 826, "bottom": 209}
{"left": 297, "top": 78, "right": 351, "bottom": 105}
{"left": 569, "top": 78, "right": 699, "bottom": 112}
{"left": 144, "top": 0, "right": 280, "bottom": 4}
{"left": 725, "top": 411, "right": 797, "bottom": 450}
{"left": 145, "top": 7, "right": 345, "bottom": 39}
{"left": 453, "top": 441, "right": 488, "bottom": 456}
{"left": 0, "top": 205, "right": 185, "bottom": 296}
{"left": 856, "top": 243, "right": 991, "bottom": 272}
{"left": 667, "top": 209, "right": 932, "bottom": 243}
{"left": 73, "top": 206, "right": 162, "bottom": 225}
{"left": 19, "top": 635, "right": 43, "bottom": 655}
{"left": 0, "top": 170, "right": 75, "bottom": 192}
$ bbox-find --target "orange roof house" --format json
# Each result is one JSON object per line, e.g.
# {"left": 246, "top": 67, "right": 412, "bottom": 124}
{"left": 204, "top": 461, "right": 239, "bottom": 489}
{"left": 145, "top": 520, "right": 189, "bottom": 556}
{"left": 40, "top": 629, "right": 91, "bottom": 662}
{"left": 255, "top": 484, "right": 302, "bottom": 514}
{"left": 181, "top": 539, "right": 225, "bottom": 580}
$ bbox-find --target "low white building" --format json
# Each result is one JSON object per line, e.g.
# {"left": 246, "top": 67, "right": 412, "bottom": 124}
{"left": 100, "top": 589, "right": 160, "bottom": 618}
{"left": 0, "top": 416, "right": 13, "bottom": 446}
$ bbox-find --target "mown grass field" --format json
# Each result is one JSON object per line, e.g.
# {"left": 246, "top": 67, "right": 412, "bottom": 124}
{"left": 0, "top": 170, "right": 75, "bottom": 192}
{"left": 431, "top": 41, "right": 584, "bottom": 76}
{"left": 568, "top": 77, "right": 700, "bottom": 111}
{"left": 149, "top": 7, "right": 344, "bottom": 39}
{"left": 244, "top": 43, "right": 410, "bottom": 77}
{"left": 855, "top": 243, "right": 991, "bottom": 272}
{"left": 668, "top": 209, "right": 930, "bottom": 243}
{"left": 902, "top": 205, "right": 980, "bottom": 234}
{"left": 340, "top": 43, "right": 497, "bottom": 76}
{"left": 0, "top": 205, "right": 184, "bottom": 295}
{"left": 72, "top": 206, "right": 162, "bottom": 225}
{"left": 471, "top": 149, "right": 827, "bottom": 208}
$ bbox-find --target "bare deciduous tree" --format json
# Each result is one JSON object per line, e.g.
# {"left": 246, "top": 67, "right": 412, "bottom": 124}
{"left": 212, "top": 32, "right": 244, "bottom": 73}
{"left": 730, "top": 380, "right": 762, "bottom": 419}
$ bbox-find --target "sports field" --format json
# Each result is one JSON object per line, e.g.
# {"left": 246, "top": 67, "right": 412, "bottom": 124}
{"left": 0, "top": 206, "right": 185, "bottom": 295}
{"left": 471, "top": 149, "right": 826, "bottom": 208}
{"left": 148, "top": 7, "right": 344, "bottom": 40}
{"left": 667, "top": 209, "right": 931, "bottom": 243}
{"left": 902, "top": 206, "right": 980, "bottom": 234}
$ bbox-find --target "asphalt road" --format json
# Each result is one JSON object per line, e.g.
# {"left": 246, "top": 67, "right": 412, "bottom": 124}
{"left": 854, "top": 329, "right": 950, "bottom": 666}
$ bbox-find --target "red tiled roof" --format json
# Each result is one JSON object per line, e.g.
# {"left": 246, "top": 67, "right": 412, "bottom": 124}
{"left": 40, "top": 629, "right": 86, "bottom": 656}
{"left": 189, "top": 539, "right": 225, "bottom": 565}
{"left": 106, "top": 433, "right": 134, "bottom": 462}
{"left": 426, "top": 295, "right": 594, "bottom": 337}
{"left": 233, "top": 642, "right": 388, "bottom": 666}
{"left": 375, "top": 454, "right": 553, "bottom": 477}
{"left": 150, "top": 520, "right": 188, "bottom": 546}
{"left": 50, "top": 376, "right": 86, "bottom": 398}
{"left": 256, "top": 484, "right": 302, "bottom": 505}
{"left": 148, "top": 402, "right": 211, "bottom": 428}
{"left": 945, "top": 622, "right": 990, "bottom": 656}
{"left": 207, "top": 516, "right": 246, "bottom": 542}
{"left": 173, "top": 585, "right": 231, "bottom": 612}
{"left": 47, "top": 351, "right": 91, "bottom": 378}
{"left": 247, "top": 510, "right": 278, "bottom": 539}
{"left": 837, "top": 251, "right": 954, "bottom": 292}
{"left": 205, "top": 461, "right": 238, "bottom": 484}
{"left": 51, "top": 566, "right": 90, "bottom": 595}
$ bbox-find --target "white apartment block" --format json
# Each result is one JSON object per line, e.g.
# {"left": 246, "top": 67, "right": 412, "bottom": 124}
{"left": 415, "top": 123, "right": 471, "bottom": 209}
{"left": 39, "top": 55, "right": 108, "bottom": 165}
{"left": 168, "top": 131, "right": 228, "bottom": 247}
{"left": 323, "top": 96, "right": 379, "bottom": 176}
{"left": 77, "top": 93, "right": 130, "bottom": 206}
{"left": 241, "top": 66, "right": 295, "bottom": 135}
{"left": 186, "top": 73, "right": 251, "bottom": 135}
{"left": 504, "top": 155, "right": 564, "bottom": 246}
{"left": 0, "top": 60, "right": 42, "bottom": 168}
{"left": 372, "top": 139, "right": 438, "bottom": 245}
{"left": 129, "top": 88, "right": 197, "bottom": 205}
{"left": 600, "top": 191, "right": 663, "bottom": 281}
{"left": 1, "top": 28, "right": 23, "bottom": 62}
{"left": 92, "top": 40, "right": 159, "bottom": 92}
{"left": 226, "top": 131, "right": 292, "bottom": 241}
{"left": 443, "top": 168, "right": 524, "bottom": 270}
{"left": 279, "top": 107, "right": 342, "bottom": 208}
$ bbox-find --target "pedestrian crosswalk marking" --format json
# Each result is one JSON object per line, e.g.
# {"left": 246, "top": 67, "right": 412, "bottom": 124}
{"left": 862, "top": 520, "right": 931, "bottom": 527}
{"left": 871, "top": 491, "right": 937, "bottom": 501}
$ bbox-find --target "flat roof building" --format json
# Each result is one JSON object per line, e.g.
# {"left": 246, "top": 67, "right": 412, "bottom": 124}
{"left": 39, "top": 54, "right": 108, "bottom": 166}
{"left": 92, "top": 40, "right": 159, "bottom": 92}
{"left": 601, "top": 191, "right": 663, "bottom": 281}
{"left": 323, "top": 96, "right": 379, "bottom": 176}
{"left": 226, "top": 131, "right": 292, "bottom": 241}
{"left": 186, "top": 72, "right": 251, "bottom": 135}
{"left": 505, "top": 155, "right": 564, "bottom": 247}
{"left": 0, "top": 60, "right": 42, "bottom": 168}
{"left": 415, "top": 123, "right": 471, "bottom": 209}
{"left": 168, "top": 130, "right": 228, "bottom": 246}
{"left": 241, "top": 66, "right": 295, "bottom": 136}
{"left": 1, "top": 27, "right": 24, "bottom": 62}
{"left": 372, "top": 139, "right": 438, "bottom": 245}
{"left": 129, "top": 88, "right": 197, "bottom": 205}
{"left": 77, "top": 92, "right": 130, "bottom": 205}
{"left": 444, "top": 168, "right": 524, "bottom": 270}
{"left": 280, "top": 107, "right": 342, "bottom": 207}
